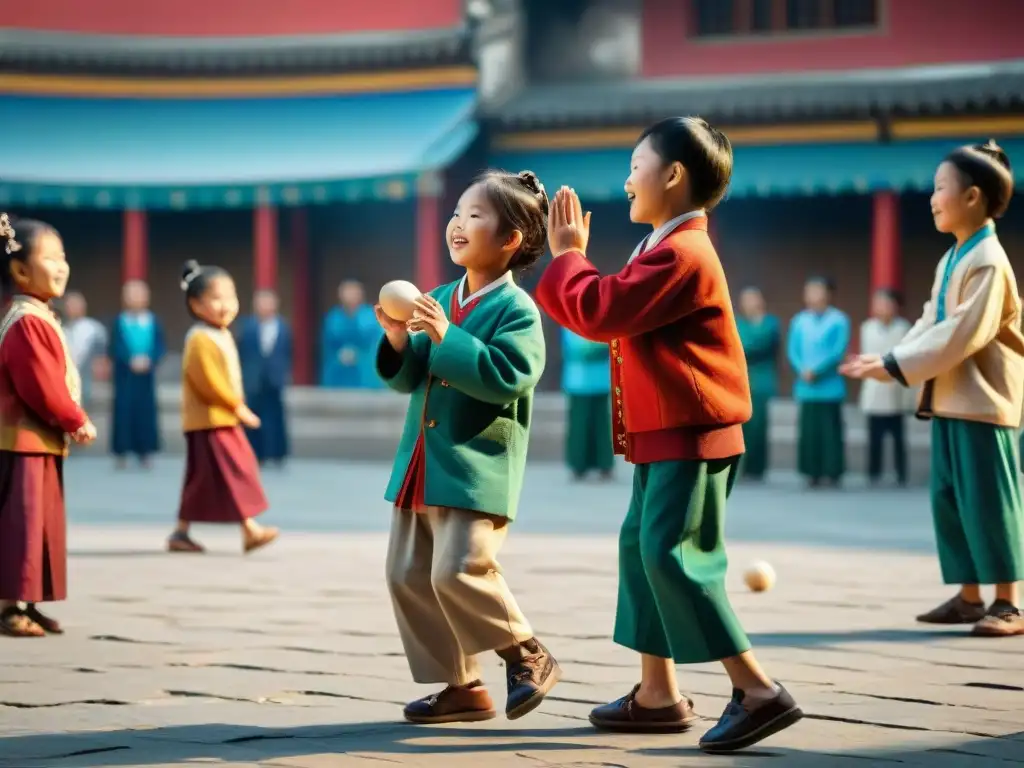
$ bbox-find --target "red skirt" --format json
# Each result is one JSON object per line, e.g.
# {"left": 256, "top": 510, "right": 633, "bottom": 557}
{"left": 178, "top": 427, "right": 268, "bottom": 523}
{"left": 0, "top": 451, "right": 66, "bottom": 602}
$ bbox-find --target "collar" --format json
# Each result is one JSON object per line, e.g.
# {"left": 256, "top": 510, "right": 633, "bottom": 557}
{"left": 457, "top": 271, "right": 514, "bottom": 308}
{"left": 629, "top": 210, "right": 706, "bottom": 263}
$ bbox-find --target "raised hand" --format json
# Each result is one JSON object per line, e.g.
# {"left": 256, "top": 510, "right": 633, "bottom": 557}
{"left": 548, "top": 186, "right": 591, "bottom": 258}
{"left": 407, "top": 294, "right": 450, "bottom": 345}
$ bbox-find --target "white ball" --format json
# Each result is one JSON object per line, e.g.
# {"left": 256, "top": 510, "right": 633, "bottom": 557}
{"left": 744, "top": 561, "right": 776, "bottom": 593}
{"left": 379, "top": 280, "right": 422, "bottom": 322}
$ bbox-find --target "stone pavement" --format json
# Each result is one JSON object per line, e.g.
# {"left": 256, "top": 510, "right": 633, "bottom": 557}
{"left": 0, "top": 457, "right": 1022, "bottom": 767}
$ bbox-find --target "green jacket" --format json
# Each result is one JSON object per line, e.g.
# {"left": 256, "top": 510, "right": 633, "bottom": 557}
{"left": 376, "top": 278, "right": 545, "bottom": 521}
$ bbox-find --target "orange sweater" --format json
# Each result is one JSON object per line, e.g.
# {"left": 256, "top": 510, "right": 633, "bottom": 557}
{"left": 181, "top": 325, "right": 243, "bottom": 433}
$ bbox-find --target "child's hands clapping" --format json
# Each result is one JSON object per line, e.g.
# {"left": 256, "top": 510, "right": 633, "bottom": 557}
{"left": 407, "top": 295, "right": 450, "bottom": 344}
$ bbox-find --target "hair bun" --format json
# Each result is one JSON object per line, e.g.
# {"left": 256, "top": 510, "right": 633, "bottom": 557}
{"left": 517, "top": 170, "right": 549, "bottom": 214}
{"left": 0, "top": 212, "right": 21, "bottom": 255}
{"left": 976, "top": 139, "right": 1011, "bottom": 171}
{"left": 180, "top": 259, "right": 201, "bottom": 291}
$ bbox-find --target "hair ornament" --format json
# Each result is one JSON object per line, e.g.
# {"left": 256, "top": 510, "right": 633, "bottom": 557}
{"left": 0, "top": 213, "right": 21, "bottom": 255}
{"left": 180, "top": 263, "right": 201, "bottom": 291}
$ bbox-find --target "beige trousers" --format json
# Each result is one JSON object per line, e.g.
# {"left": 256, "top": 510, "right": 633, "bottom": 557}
{"left": 386, "top": 505, "right": 534, "bottom": 686}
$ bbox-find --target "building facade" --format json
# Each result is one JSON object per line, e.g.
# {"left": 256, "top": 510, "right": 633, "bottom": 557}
{"left": 2, "top": 0, "right": 1023, "bottom": 392}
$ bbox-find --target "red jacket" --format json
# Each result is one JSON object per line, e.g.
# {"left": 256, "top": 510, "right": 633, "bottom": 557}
{"left": 536, "top": 216, "right": 750, "bottom": 463}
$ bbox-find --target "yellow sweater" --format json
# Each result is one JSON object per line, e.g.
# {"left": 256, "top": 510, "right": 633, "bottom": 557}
{"left": 181, "top": 325, "right": 243, "bottom": 432}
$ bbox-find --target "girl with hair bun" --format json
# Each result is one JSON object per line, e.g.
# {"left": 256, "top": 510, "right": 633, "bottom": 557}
{"left": 843, "top": 140, "right": 1024, "bottom": 637}
{"left": 0, "top": 213, "right": 96, "bottom": 638}
{"left": 375, "top": 169, "right": 560, "bottom": 726}
{"left": 167, "top": 260, "right": 278, "bottom": 555}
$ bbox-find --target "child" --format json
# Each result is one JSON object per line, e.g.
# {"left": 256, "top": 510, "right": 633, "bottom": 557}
{"left": 375, "top": 170, "right": 560, "bottom": 724}
{"left": 167, "top": 260, "right": 278, "bottom": 555}
{"left": 534, "top": 118, "right": 802, "bottom": 754}
{"left": 858, "top": 288, "right": 913, "bottom": 486}
{"left": 787, "top": 277, "right": 850, "bottom": 488}
{"left": 0, "top": 214, "right": 96, "bottom": 637}
{"left": 842, "top": 140, "right": 1024, "bottom": 637}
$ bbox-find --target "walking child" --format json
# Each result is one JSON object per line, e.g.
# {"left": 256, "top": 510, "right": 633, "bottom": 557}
{"left": 842, "top": 141, "right": 1024, "bottom": 636}
{"left": 376, "top": 170, "right": 560, "bottom": 724}
{"left": 0, "top": 214, "right": 97, "bottom": 637}
{"left": 167, "top": 260, "right": 279, "bottom": 554}
{"left": 535, "top": 118, "right": 802, "bottom": 753}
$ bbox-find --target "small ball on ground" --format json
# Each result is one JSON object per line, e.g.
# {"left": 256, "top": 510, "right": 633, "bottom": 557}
{"left": 744, "top": 561, "right": 776, "bottom": 593}
{"left": 379, "top": 280, "right": 422, "bottom": 322}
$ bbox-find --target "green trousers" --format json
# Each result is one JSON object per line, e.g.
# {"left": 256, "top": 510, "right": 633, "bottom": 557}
{"left": 614, "top": 458, "right": 751, "bottom": 664}
{"left": 740, "top": 394, "right": 770, "bottom": 479}
{"left": 797, "top": 401, "right": 845, "bottom": 481}
{"left": 566, "top": 394, "right": 614, "bottom": 475}
{"left": 931, "top": 418, "right": 1024, "bottom": 584}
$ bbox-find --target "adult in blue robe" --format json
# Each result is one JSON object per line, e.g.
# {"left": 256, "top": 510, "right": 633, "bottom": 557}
{"left": 238, "top": 291, "right": 292, "bottom": 465}
{"left": 110, "top": 281, "right": 164, "bottom": 466}
{"left": 787, "top": 277, "right": 850, "bottom": 487}
{"left": 320, "top": 280, "right": 383, "bottom": 388}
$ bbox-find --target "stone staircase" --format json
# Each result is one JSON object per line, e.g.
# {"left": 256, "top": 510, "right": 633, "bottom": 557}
{"left": 85, "top": 380, "right": 935, "bottom": 483}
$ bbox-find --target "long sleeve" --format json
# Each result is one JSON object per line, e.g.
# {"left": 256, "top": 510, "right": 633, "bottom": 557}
{"left": 891, "top": 266, "right": 1006, "bottom": 386}
{"left": 787, "top": 318, "right": 803, "bottom": 373}
{"left": 184, "top": 333, "right": 242, "bottom": 411}
{"left": 810, "top": 314, "right": 850, "bottom": 377}
{"left": 376, "top": 332, "right": 429, "bottom": 394}
{"left": 5, "top": 316, "right": 87, "bottom": 434}
{"left": 429, "top": 301, "right": 545, "bottom": 405}
{"left": 535, "top": 247, "right": 700, "bottom": 342}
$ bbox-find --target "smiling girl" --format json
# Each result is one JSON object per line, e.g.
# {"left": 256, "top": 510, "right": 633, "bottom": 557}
{"left": 842, "top": 141, "right": 1024, "bottom": 637}
{"left": 0, "top": 214, "right": 96, "bottom": 637}
{"left": 167, "top": 260, "right": 278, "bottom": 555}
{"left": 375, "top": 170, "right": 559, "bottom": 726}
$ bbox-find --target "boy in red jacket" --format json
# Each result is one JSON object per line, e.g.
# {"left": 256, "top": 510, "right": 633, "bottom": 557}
{"left": 535, "top": 117, "right": 802, "bottom": 753}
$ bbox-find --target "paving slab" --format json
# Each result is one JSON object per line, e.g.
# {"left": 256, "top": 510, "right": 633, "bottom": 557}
{"left": 0, "top": 457, "right": 1021, "bottom": 767}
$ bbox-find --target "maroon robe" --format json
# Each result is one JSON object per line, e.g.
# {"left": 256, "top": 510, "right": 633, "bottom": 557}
{"left": 178, "top": 426, "right": 268, "bottom": 524}
{"left": 0, "top": 310, "right": 87, "bottom": 602}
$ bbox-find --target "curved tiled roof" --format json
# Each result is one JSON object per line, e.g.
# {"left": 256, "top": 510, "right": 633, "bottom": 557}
{"left": 0, "top": 26, "right": 470, "bottom": 75}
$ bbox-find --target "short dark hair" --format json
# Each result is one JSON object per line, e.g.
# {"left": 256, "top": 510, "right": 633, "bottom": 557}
{"left": 1, "top": 214, "right": 59, "bottom": 294}
{"left": 636, "top": 117, "right": 733, "bottom": 211}
{"left": 944, "top": 140, "right": 1014, "bottom": 219}
{"left": 475, "top": 169, "right": 550, "bottom": 273}
{"left": 806, "top": 275, "right": 835, "bottom": 293}
{"left": 180, "top": 259, "right": 230, "bottom": 319}
{"left": 874, "top": 287, "right": 903, "bottom": 307}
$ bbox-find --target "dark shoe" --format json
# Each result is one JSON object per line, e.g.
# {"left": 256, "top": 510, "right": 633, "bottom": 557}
{"left": 167, "top": 532, "right": 204, "bottom": 553}
{"left": 403, "top": 684, "right": 496, "bottom": 724}
{"left": 700, "top": 683, "right": 803, "bottom": 753}
{"left": 501, "top": 638, "right": 561, "bottom": 720}
{"left": 0, "top": 606, "right": 45, "bottom": 638}
{"left": 24, "top": 604, "right": 62, "bottom": 634}
{"left": 972, "top": 600, "right": 1024, "bottom": 637}
{"left": 589, "top": 684, "right": 698, "bottom": 733}
{"left": 916, "top": 594, "right": 986, "bottom": 624}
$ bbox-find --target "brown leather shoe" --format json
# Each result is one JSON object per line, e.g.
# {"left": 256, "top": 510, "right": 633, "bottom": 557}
{"left": 24, "top": 604, "right": 62, "bottom": 634}
{"left": 972, "top": 600, "right": 1024, "bottom": 637}
{"left": 403, "top": 684, "right": 497, "bottom": 724}
{"left": 501, "top": 638, "right": 562, "bottom": 720}
{"left": 589, "top": 684, "right": 699, "bottom": 733}
{"left": 168, "top": 532, "right": 204, "bottom": 553}
{"left": 916, "top": 594, "right": 986, "bottom": 624}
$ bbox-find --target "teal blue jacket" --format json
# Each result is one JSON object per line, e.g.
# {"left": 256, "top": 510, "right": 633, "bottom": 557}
{"left": 376, "top": 278, "right": 545, "bottom": 521}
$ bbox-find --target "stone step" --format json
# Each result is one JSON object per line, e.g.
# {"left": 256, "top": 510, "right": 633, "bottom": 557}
{"left": 85, "top": 384, "right": 936, "bottom": 482}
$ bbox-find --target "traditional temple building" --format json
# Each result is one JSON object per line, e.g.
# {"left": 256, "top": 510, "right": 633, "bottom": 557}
{"left": 3, "top": 0, "right": 1023, "bottom": 392}
{"left": 0, "top": 0, "right": 478, "bottom": 384}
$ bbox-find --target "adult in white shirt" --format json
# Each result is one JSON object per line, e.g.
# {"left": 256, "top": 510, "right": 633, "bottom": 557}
{"left": 61, "top": 291, "right": 108, "bottom": 407}
{"left": 858, "top": 288, "right": 913, "bottom": 485}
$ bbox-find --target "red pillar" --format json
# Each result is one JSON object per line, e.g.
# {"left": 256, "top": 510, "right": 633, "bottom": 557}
{"left": 870, "top": 190, "right": 902, "bottom": 294}
{"left": 122, "top": 209, "right": 148, "bottom": 284}
{"left": 253, "top": 203, "right": 278, "bottom": 291}
{"left": 289, "top": 207, "right": 313, "bottom": 386}
{"left": 415, "top": 173, "right": 443, "bottom": 290}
